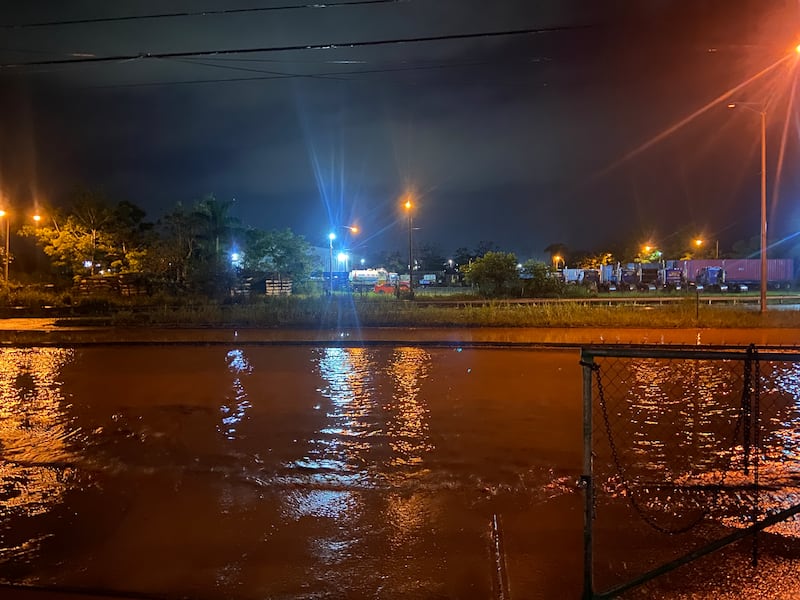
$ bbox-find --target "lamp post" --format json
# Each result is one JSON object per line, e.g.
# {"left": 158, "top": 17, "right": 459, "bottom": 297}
{"left": 0, "top": 210, "right": 8, "bottom": 285}
{"left": 328, "top": 232, "right": 336, "bottom": 294}
{"left": 338, "top": 252, "right": 349, "bottom": 272}
{"left": 404, "top": 198, "right": 413, "bottom": 295}
{"left": 727, "top": 102, "right": 767, "bottom": 314}
{"left": 328, "top": 226, "right": 359, "bottom": 293}
{"left": 695, "top": 238, "right": 719, "bottom": 259}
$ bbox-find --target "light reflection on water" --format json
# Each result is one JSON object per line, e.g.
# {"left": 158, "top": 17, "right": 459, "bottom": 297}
{"left": 285, "top": 346, "right": 437, "bottom": 568}
{"left": 302, "top": 346, "right": 434, "bottom": 487}
{"left": 219, "top": 349, "right": 253, "bottom": 441}
{"left": 306, "top": 346, "right": 377, "bottom": 485}
{"left": 386, "top": 347, "right": 434, "bottom": 467}
{"left": 0, "top": 348, "right": 76, "bottom": 560}
{"left": 595, "top": 355, "right": 800, "bottom": 579}
{"left": 0, "top": 344, "right": 795, "bottom": 599}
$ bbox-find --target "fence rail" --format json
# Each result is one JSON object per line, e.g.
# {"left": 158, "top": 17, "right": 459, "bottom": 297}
{"left": 580, "top": 344, "right": 800, "bottom": 599}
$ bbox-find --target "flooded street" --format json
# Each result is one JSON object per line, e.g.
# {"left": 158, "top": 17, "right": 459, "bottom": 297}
{"left": 0, "top": 328, "right": 799, "bottom": 599}
{"left": 0, "top": 343, "right": 586, "bottom": 599}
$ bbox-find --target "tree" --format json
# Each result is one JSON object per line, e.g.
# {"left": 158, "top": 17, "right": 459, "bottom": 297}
{"left": 242, "top": 228, "right": 315, "bottom": 285}
{"left": 520, "top": 259, "right": 564, "bottom": 297}
{"left": 544, "top": 242, "right": 570, "bottom": 266}
{"left": 452, "top": 241, "right": 498, "bottom": 269}
{"left": 463, "top": 251, "right": 519, "bottom": 297}
{"left": 453, "top": 246, "right": 475, "bottom": 268}
{"left": 375, "top": 249, "right": 405, "bottom": 274}
{"left": 415, "top": 242, "right": 446, "bottom": 272}
{"left": 181, "top": 194, "right": 242, "bottom": 295}
{"left": 146, "top": 202, "right": 204, "bottom": 287}
{"left": 579, "top": 252, "right": 615, "bottom": 269}
{"left": 193, "top": 194, "right": 240, "bottom": 266}
{"left": 23, "top": 189, "right": 151, "bottom": 279}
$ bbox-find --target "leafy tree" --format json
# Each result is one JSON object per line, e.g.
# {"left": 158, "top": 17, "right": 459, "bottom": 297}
{"left": 23, "top": 189, "right": 151, "bottom": 279}
{"left": 453, "top": 246, "right": 475, "bottom": 268}
{"left": 242, "top": 228, "right": 316, "bottom": 284}
{"left": 375, "top": 249, "right": 405, "bottom": 274}
{"left": 177, "top": 194, "right": 242, "bottom": 295}
{"left": 579, "top": 252, "right": 615, "bottom": 269}
{"left": 463, "top": 251, "right": 518, "bottom": 297}
{"left": 146, "top": 202, "right": 204, "bottom": 287}
{"left": 416, "top": 242, "right": 446, "bottom": 272}
{"left": 521, "top": 259, "right": 564, "bottom": 297}
{"left": 193, "top": 194, "right": 240, "bottom": 267}
{"left": 452, "top": 241, "right": 498, "bottom": 269}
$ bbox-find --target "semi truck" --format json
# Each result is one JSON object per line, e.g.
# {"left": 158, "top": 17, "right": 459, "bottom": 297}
{"left": 681, "top": 259, "right": 795, "bottom": 291}
{"left": 599, "top": 259, "right": 794, "bottom": 292}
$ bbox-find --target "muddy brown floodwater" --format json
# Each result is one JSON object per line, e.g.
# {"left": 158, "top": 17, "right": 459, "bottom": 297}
{"left": 0, "top": 325, "right": 798, "bottom": 599}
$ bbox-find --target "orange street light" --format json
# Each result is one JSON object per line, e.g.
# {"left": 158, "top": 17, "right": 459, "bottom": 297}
{"left": 0, "top": 210, "right": 8, "bottom": 284}
{"left": 403, "top": 197, "right": 414, "bottom": 295}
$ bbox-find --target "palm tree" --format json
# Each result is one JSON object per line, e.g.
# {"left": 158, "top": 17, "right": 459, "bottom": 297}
{"left": 194, "top": 195, "right": 239, "bottom": 266}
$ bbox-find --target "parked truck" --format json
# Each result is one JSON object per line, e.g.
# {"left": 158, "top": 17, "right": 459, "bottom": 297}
{"left": 681, "top": 258, "right": 795, "bottom": 292}
{"left": 658, "top": 267, "right": 686, "bottom": 290}
{"left": 349, "top": 268, "right": 389, "bottom": 292}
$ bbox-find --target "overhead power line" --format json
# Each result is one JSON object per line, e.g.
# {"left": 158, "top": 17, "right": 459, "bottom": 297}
{"left": 0, "top": 24, "right": 588, "bottom": 69}
{"left": 1, "top": 0, "right": 406, "bottom": 29}
{"left": 89, "top": 56, "right": 547, "bottom": 89}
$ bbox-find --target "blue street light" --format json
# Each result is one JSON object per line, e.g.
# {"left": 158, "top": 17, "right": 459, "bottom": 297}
{"left": 328, "top": 232, "right": 336, "bottom": 293}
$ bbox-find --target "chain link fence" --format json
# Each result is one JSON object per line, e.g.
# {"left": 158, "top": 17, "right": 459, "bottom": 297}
{"left": 580, "top": 345, "right": 800, "bottom": 599}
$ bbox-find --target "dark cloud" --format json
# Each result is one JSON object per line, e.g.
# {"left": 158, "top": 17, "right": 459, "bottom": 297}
{"left": 1, "top": 0, "right": 799, "bottom": 259}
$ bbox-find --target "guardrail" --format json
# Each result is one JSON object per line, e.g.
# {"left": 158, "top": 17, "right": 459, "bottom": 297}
{"left": 410, "top": 294, "right": 800, "bottom": 308}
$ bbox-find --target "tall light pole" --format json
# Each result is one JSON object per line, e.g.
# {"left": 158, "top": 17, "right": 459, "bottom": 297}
{"left": 0, "top": 210, "right": 8, "bottom": 285}
{"left": 404, "top": 197, "right": 413, "bottom": 295}
{"left": 328, "top": 232, "right": 336, "bottom": 294}
{"left": 695, "top": 238, "right": 719, "bottom": 260}
{"left": 728, "top": 102, "right": 767, "bottom": 314}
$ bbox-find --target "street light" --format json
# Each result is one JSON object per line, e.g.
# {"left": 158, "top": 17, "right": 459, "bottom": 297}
{"left": 727, "top": 102, "right": 767, "bottom": 313}
{"left": 328, "top": 232, "right": 336, "bottom": 294}
{"left": 328, "top": 226, "right": 359, "bottom": 293}
{"left": 694, "top": 238, "right": 719, "bottom": 259}
{"left": 404, "top": 197, "right": 414, "bottom": 295}
{"left": 553, "top": 255, "right": 564, "bottom": 270}
{"left": 337, "top": 252, "right": 349, "bottom": 272}
{"left": 0, "top": 210, "right": 8, "bottom": 285}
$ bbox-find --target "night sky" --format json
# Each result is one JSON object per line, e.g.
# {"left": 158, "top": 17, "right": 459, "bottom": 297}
{"left": 1, "top": 0, "right": 800, "bottom": 261}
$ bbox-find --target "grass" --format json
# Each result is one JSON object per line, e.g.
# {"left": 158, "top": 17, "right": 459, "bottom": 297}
{"left": 66, "top": 294, "right": 800, "bottom": 329}
{"left": 3, "top": 285, "right": 799, "bottom": 329}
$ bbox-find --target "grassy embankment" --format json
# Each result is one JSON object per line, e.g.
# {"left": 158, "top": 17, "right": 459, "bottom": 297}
{"left": 2, "top": 287, "right": 797, "bottom": 328}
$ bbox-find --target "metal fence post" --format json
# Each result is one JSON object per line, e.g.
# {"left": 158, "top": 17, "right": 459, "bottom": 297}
{"left": 581, "top": 351, "right": 595, "bottom": 600}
